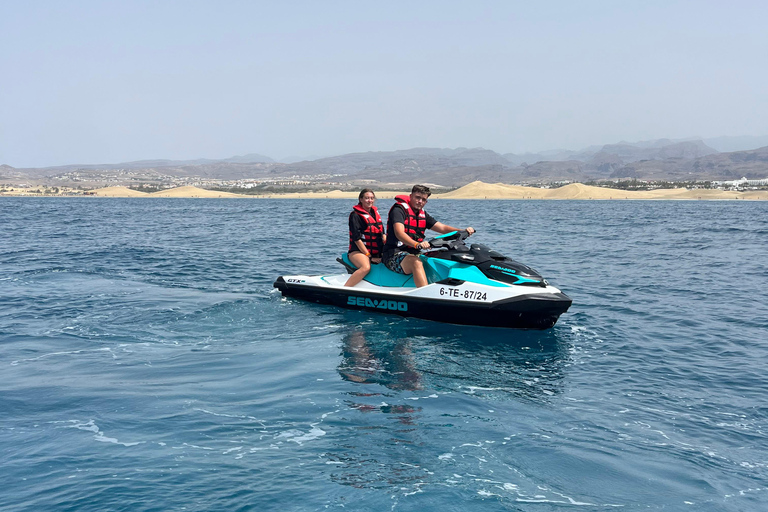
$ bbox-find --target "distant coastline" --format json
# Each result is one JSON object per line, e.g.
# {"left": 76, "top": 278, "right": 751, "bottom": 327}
{"left": 4, "top": 142, "right": 768, "bottom": 194}
{"left": 1, "top": 181, "right": 766, "bottom": 200}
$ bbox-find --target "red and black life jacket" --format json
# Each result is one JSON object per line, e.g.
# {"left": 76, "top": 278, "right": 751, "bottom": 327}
{"left": 391, "top": 195, "right": 427, "bottom": 243}
{"left": 349, "top": 204, "right": 384, "bottom": 256}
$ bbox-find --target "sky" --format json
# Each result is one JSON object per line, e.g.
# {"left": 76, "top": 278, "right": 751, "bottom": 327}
{"left": 1, "top": 0, "right": 767, "bottom": 167}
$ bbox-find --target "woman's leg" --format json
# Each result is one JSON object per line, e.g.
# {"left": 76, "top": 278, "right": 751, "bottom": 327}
{"left": 344, "top": 252, "right": 372, "bottom": 287}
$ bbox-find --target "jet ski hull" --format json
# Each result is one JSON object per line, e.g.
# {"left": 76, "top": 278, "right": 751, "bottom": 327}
{"left": 273, "top": 275, "right": 571, "bottom": 329}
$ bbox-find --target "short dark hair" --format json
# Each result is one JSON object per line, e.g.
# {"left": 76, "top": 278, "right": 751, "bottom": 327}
{"left": 358, "top": 188, "right": 375, "bottom": 202}
{"left": 411, "top": 184, "right": 431, "bottom": 197}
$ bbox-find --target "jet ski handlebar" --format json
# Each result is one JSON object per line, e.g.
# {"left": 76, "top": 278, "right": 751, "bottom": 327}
{"left": 422, "top": 230, "right": 473, "bottom": 252}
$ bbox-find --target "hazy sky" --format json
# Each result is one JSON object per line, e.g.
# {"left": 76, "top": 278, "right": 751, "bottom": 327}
{"left": 2, "top": 1, "right": 767, "bottom": 167}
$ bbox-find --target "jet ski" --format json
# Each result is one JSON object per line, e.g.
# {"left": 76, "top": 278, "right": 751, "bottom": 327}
{"left": 273, "top": 231, "right": 571, "bottom": 329}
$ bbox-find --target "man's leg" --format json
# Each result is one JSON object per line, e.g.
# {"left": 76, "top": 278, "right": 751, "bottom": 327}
{"left": 400, "top": 254, "right": 428, "bottom": 288}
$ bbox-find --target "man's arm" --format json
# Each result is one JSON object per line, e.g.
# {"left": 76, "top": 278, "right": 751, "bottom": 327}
{"left": 393, "top": 222, "right": 420, "bottom": 249}
{"left": 431, "top": 222, "right": 475, "bottom": 235}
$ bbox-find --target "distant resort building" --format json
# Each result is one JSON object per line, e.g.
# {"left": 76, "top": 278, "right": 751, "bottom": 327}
{"left": 713, "top": 177, "right": 768, "bottom": 189}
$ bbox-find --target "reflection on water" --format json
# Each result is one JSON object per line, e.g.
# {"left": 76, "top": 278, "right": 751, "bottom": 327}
{"left": 327, "top": 318, "right": 571, "bottom": 494}
{"left": 339, "top": 327, "right": 423, "bottom": 391}
{"left": 338, "top": 318, "right": 570, "bottom": 401}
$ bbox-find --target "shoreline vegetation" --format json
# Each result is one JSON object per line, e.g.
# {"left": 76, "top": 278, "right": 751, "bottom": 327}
{"left": 0, "top": 182, "right": 766, "bottom": 200}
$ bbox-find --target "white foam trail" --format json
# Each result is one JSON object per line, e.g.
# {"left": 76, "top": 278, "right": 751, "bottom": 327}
{"left": 11, "top": 347, "right": 113, "bottom": 366}
{"left": 63, "top": 419, "right": 143, "bottom": 447}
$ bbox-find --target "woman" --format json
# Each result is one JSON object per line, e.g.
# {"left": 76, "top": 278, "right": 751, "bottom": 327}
{"left": 344, "top": 189, "right": 386, "bottom": 287}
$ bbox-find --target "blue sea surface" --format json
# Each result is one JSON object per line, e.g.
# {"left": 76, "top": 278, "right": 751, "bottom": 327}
{"left": 1, "top": 197, "right": 767, "bottom": 511}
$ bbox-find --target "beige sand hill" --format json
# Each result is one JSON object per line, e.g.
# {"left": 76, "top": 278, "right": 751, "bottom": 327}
{"left": 441, "top": 181, "right": 763, "bottom": 200}
{"left": 149, "top": 186, "right": 246, "bottom": 198}
{"left": 542, "top": 183, "right": 632, "bottom": 199}
{"left": 633, "top": 188, "right": 686, "bottom": 199}
{"left": 664, "top": 189, "right": 743, "bottom": 200}
{"left": 90, "top": 186, "right": 150, "bottom": 197}
{"left": 439, "top": 181, "right": 547, "bottom": 199}
{"left": 441, "top": 181, "right": 622, "bottom": 199}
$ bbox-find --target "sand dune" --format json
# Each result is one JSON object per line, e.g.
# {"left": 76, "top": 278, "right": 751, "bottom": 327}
{"left": 542, "top": 183, "right": 620, "bottom": 199}
{"left": 440, "top": 182, "right": 547, "bottom": 199}
{"left": 666, "top": 189, "right": 743, "bottom": 200}
{"left": 149, "top": 186, "right": 246, "bottom": 198}
{"left": 439, "top": 181, "right": 763, "bottom": 200}
{"left": 442, "top": 181, "right": 639, "bottom": 199}
{"left": 90, "top": 186, "right": 149, "bottom": 197}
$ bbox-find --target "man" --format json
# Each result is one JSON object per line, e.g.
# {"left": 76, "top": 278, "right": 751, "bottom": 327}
{"left": 382, "top": 184, "right": 475, "bottom": 287}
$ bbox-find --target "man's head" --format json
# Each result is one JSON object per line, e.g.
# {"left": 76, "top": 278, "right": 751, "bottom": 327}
{"left": 409, "top": 184, "right": 431, "bottom": 209}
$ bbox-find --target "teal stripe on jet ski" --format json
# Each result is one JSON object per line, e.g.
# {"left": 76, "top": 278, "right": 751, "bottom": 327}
{"left": 426, "top": 258, "right": 509, "bottom": 287}
{"left": 512, "top": 275, "right": 542, "bottom": 284}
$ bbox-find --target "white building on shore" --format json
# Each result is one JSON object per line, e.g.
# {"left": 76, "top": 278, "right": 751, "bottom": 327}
{"left": 713, "top": 177, "right": 768, "bottom": 189}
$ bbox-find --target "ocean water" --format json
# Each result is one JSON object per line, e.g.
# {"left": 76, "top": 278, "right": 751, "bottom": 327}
{"left": 1, "top": 197, "right": 766, "bottom": 512}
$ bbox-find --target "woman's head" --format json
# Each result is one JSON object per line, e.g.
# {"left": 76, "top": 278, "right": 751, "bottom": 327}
{"left": 358, "top": 188, "right": 376, "bottom": 207}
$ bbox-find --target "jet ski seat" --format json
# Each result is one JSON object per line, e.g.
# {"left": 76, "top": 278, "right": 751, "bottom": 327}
{"left": 338, "top": 253, "right": 416, "bottom": 288}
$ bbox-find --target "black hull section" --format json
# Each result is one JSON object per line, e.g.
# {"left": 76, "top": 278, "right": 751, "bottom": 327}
{"left": 274, "top": 277, "right": 571, "bottom": 330}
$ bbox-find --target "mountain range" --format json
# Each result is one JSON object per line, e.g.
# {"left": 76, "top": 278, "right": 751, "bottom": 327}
{"left": 2, "top": 137, "right": 768, "bottom": 188}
